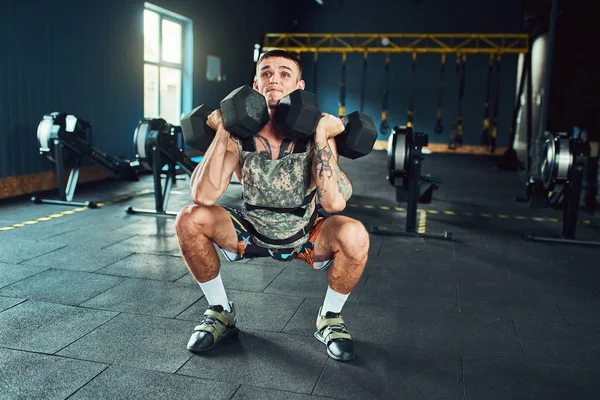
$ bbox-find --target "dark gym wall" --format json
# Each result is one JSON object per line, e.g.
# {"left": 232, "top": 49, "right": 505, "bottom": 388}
{"left": 0, "top": 0, "right": 291, "bottom": 180}
{"left": 546, "top": 1, "right": 599, "bottom": 138}
{"left": 1, "top": 0, "right": 524, "bottom": 183}
{"left": 287, "top": 0, "right": 523, "bottom": 146}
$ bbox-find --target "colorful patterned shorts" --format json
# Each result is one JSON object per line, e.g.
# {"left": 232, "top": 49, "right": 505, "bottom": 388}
{"left": 219, "top": 206, "right": 332, "bottom": 271}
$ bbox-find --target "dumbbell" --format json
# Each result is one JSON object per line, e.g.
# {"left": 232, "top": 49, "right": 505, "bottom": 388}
{"left": 181, "top": 86, "right": 320, "bottom": 151}
{"left": 180, "top": 85, "right": 270, "bottom": 152}
{"left": 182, "top": 86, "right": 376, "bottom": 159}
{"left": 276, "top": 89, "right": 377, "bottom": 159}
{"left": 180, "top": 104, "right": 215, "bottom": 152}
{"left": 336, "top": 111, "right": 378, "bottom": 159}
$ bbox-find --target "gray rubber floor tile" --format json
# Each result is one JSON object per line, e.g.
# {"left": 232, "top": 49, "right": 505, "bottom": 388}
{"left": 176, "top": 289, "right": 305, "bottom": 332}
{"left": 0, "top": 300, "right": 117, "bottom": 353}
{"left": 40, "top": 227, "right": 137, "bottom": 249}
{"left": 81, "top": 278, "right": 202, "bottom": 318}
{"left": 21, "top": 244, "right": 133, "bottom": 272}
{"left": 453, "top": 260, "right": 512, "bottom": 285}
{"left": 314, "top": 344, "right": 463, "bottom": 400}
{"left": 454, "top": 261, "right": 588, "bottom": 296}
{"left": 105, "top": 234, "right": 181, "bottom": 254}
{"left": 0, "top": 203, "right": 84, "bottom": 223}
{"left": 45, "top": 205, "right": 143, "bottom": 230}
{"left": 514, "top": 320, "right": 600, "bottom": 370}
{"left": 363, "top": 255, "right": 458, "bottom": 282}
{"left": 0, "top": 220, "right": 79, "bottom": 241}
{"left": 63, "top": 210, "right": 146, "bottom": 231}
{"left": 0, "top": 269, "right": 124, "bottom": 305}
{"left": 0, "top": 262, "right": 49, "bottom": 288}
{"left": 0, "top": 295, "right": 25, "bottom": 312}
{"left": 264, "top": 267, "right": 366, "bottom": 302}
{"left": 0, "top": 348, "right": 107, "bottom": 400}
{"left": 458, "top": 283, "right": 568, "bottom": 323}
{"left": 553, "top": 294, "right": 600, "bottom": 328}
{"left": 366, "top": 234, "right": 388, "bottom": 256}
{"left": 232, "top": 385, "right": 335, "bottom": 399}
{"left": 359, "top": 276, "right": 459, "bottom": 313}
{"left": 111, "top": 218, "right": 177, "bottom": 237}
{"left": 177, "top": 261, "right": 285, "bottom": 293}
{"left": 177, "top": 329, "right": 327, "bottom": 394}
{"left": 0, "top": 238, "right": 65, "bottom": 264}
{"left": 57, "top": 313, "right": 193, "bottom": 373}
{"left": 454, "top": 243, "right": 540, "bottom": 268}
{"left": 69, "top": 365, "right": 238, "bottom": 400}
{"left": 508, "top": 264, "right": 600, "bottom": 296}
{"left": 463, "top": 355, "right": 600, "bottom": 400}
{"left": 96, "top": 253, "right": 189, "bottom": 281}
{"left": 378, "top": 238, "right": 455, "bottom": 261}
{"left": 284, "top": 299, "right": 524, "bottom": 361}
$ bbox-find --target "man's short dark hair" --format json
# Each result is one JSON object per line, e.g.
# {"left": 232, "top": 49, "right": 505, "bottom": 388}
{"left": 257, "top": 49, "right": 303, "bottom": 80}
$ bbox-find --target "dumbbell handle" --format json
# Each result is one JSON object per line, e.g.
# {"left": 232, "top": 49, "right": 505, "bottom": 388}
{"left": 199, "top": 106, "right": 245, "bottom": 135}
{"left": 330, "top": 114, "right": 353, "bottom": 139}
{"left": 204, "top": 107, "right": 219, "bottom": 131}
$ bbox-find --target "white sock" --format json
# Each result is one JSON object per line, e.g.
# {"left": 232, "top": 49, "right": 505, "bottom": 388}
{"left": 321, "top": 285, "right": 350, "bottom": 316}
{"left": 198, "top": 273, "right": 231, "bottom": 312}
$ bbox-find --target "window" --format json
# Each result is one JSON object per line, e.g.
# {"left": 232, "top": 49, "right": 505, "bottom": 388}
{"left": 206, "top": 55, "right": 222, "bottom": 82}
{"left": 143, "top": 4, "right": 192, "bottom": 126}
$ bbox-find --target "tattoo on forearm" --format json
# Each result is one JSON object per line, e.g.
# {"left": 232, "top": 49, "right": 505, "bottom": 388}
{"left": 337, "top": 170, "right": 352, "bottom": 200}
{"left": 255, "top": 134, "right": 272, "bottom": 158}
{"left": 316, "top": 185, "right": 324, "bottom": 201}
{"left": 315, "top": 144, "right": 333, "bottom": 180}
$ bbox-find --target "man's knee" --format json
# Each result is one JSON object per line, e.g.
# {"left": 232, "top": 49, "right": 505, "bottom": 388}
{"left": 335, "top": 218, "right": 369, "bottom": 259}
{"left": 175, "top": 205, "right": 213, "bottom": 238}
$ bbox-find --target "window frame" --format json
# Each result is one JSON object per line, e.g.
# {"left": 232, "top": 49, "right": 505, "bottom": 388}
{"left": 143, "top": 3, "right": 193, "bottom": 125}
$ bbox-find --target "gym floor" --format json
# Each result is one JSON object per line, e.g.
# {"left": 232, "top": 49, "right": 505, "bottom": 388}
{"left": 1, "top": 149, "right": 599, "bottom": 399}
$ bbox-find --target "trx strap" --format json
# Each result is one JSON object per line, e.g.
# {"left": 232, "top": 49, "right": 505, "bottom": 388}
{"left": 481, "top": 53, "right": 494, "bottom": 146}
{"left": 449, "top": 53, "right": 466, "bottom": 149}
{"left": 380, "top": 53, "right": 391, "bottom": 135}
{"left": 241, "top": 137, "right": 310, "bottom": 154}
{"left": 245, "top": 189, "right": 317, "bottom": 217}
{"left": 339, "top": 53, "right": 347, "bottom": 117}
{"left": 360, "top": 51, "right": 368, "bottom": 112}
{"left": 313, "top": 52, "right": 319, "bottom": 97}
{"left": 434, "top": 53, "right": 446, "bottom": 135}
{"left": 489, "top": 53, "right": 502, "bottom": 153}
{"left": 292, "top": 137, "right": 310, "bottom": 153}
{"left": 407, "top": 51, "right": 417, "bottom": 129}
{"left": 241, "top": 137, "right": 255, "bottom": 152}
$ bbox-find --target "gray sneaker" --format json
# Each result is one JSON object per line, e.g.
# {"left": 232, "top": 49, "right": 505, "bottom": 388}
{"left": 187, "top": 303, "right": 238, "bottom": 353}
{"left": 314, "top": 306, "right": 355, "bottom": 362}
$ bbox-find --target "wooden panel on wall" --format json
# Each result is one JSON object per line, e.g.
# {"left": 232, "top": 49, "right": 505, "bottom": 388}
{"left": 0, "top": 167, "right": 110, "bottom": 201}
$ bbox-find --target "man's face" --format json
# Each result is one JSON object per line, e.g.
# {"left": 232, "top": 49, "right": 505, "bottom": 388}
{"left": 253, "top": 56, "right": 305, "bottom": 108}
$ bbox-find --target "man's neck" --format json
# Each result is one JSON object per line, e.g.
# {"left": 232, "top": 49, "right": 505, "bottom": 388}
{"left": 260, "top": 119, "right": 284, "bottom": 142}
{"left": 254, "top": 119, "right": 295, "bottom": 160}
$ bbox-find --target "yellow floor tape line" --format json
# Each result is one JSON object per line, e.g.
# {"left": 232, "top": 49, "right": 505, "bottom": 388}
{"left": 0, "top": 189, "right": 152, "bottom": 232}
{"left": 418, "top": 210, "right": 427, "bottom": 234}
{"left": 345, "top": 202, "right": 592, "bottom": 224}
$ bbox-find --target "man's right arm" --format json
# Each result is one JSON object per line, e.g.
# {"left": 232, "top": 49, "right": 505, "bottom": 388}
{"left": 189, "top": 121, "right": 240, "bottom": 206}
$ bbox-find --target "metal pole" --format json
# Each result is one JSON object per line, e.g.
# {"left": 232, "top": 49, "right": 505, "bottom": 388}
{"left": 538, "top": 0, "right": 559, "bottom": 138}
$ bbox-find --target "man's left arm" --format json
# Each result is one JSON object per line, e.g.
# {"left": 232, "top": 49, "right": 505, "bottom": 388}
{"left": 328, "top": 138, "right": 353, "bottom": 201}
{"left": 312, "top": 114, "right": 352, "bottom": 213}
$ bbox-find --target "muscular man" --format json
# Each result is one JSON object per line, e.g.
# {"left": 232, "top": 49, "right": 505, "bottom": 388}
{"left": 175, "top": 49, "right": 369, "bottom": 362}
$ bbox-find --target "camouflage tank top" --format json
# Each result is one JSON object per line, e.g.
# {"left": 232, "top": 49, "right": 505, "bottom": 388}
{"left": 237, "top": 138, "right": 317, "bottom": 249}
